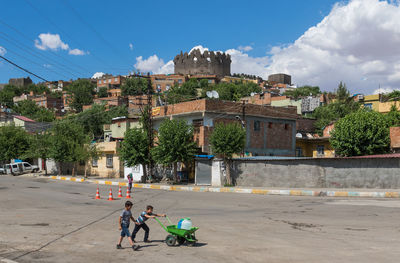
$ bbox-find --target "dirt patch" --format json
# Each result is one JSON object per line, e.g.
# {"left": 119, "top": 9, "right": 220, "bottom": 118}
{"left": 20, "top": 223, "right": 49, "bottom": 227}
{"left": 345, "top": 228, "right": 368, "bottom": 231}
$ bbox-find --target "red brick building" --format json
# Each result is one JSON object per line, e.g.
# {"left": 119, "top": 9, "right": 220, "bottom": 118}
{"left": 97, "top": 75, "right": 125, "bottom": 89}
{"left": 151, "top": 99, "right": 297, "bottom": 156}
{"left": 31, "top": 94, "right": 63, "bottom": 115}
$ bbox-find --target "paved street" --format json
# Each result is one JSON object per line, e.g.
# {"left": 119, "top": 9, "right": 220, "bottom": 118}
{"left": 1, "top": 176, "right": 400, "bottom": 263}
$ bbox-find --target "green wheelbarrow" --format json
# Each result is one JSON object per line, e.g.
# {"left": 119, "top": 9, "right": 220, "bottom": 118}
{"left": 155, "top": 216, "right": 199, "bottom": 247}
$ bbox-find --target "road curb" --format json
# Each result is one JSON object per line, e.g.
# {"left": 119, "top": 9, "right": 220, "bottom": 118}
{"left": 46, "top": 176, "right": 400, "bottom": 198}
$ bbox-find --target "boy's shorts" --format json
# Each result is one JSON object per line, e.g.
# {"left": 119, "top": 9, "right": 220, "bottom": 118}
{"left": 120, "top": 226, "right": 131, "bottom": 237}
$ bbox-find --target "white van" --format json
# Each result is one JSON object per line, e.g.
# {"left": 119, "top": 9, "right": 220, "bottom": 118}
{"left": 4, "top": 162, "right": 39, "bottom": 175}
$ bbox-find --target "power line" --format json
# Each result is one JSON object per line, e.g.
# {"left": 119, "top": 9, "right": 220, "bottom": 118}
{"left": 23, "top": 0, "right": 120, "bottom": 73}
{"left": 0, "top": 33, "right": 81, "bottom": 79}
{"left": 60, "top": 0, "right": 132, "bottom": 66}
{"left": 0, "top": 18, "right": 93, "bottom": 77}
{"left": 0, "top": 55, "right": 49, "bottom": 82}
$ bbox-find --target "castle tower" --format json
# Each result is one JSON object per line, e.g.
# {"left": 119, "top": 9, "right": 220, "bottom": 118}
{"left": 173, "top": 49, "right": 231, "bottom": 77}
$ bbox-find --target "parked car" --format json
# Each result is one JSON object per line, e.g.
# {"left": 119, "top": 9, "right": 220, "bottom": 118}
{"left": 0, "top": 166, "right": 4, "bottom": 174}
{"left": 4, "top": 162, "right": 39, "bottom": 175}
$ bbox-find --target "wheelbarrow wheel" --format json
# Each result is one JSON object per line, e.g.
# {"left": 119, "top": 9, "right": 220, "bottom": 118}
{"left": 165, "top": 235, "right": 176, "bottom": 246}
{"left": 177, "top": 236, "right": 185, "bottom": 245}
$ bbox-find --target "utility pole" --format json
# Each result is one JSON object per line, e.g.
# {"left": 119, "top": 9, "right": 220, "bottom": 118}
{"left": 146, "top": 73, "right": 153, "bottom": 182}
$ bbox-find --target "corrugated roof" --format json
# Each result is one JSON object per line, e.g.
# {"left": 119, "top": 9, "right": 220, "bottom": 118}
{"left": 14, "top": 115, "right": 35, "bottom": 122}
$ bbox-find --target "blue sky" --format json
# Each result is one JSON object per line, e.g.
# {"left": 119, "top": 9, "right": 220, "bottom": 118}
{"left": 2, "top": 0, "right": 400, "bottom": 94}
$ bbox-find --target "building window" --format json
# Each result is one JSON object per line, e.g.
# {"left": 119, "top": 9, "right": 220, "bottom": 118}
{"left": 254, "top": 120, "right": 260, "bottom": 131}
{"left": 295, "top": 147, "right": 303, "bottom": 157}
{"left": 178, "top": 79, "right": 183, "bottom": 84}
{"left": 166, "top": 85, "right": 171, "bottom": 91}
{"left": 108, "top": 79, "right": 111, "bottom": 83}
{"left": 208, "top": 79, "right": 212, "bottom": 83}
{"left": 268, "top": 122, "right": 272, "bottom": 128}
{"left": 106, "top": 154, "right": 113, "bottom": 168}
{"left": 317, "top": 145, "right": 325, "bottom": 156}
{"left": 364, "top": 103, "right": 372, "bottom": 110}
{"left": 285, "top": 124, "right": 289, "bottom": 130}
{"left": 114, "top": 77, "right": 118, "bottom": 82}
{"left": 156, "top": 84, "right": 161, "bottom": 92}
{"left": 99, "top": 80, "right": 101, "bottom": 84}
{"left": 92, "top": 158, "right": 98, "bottom": 167}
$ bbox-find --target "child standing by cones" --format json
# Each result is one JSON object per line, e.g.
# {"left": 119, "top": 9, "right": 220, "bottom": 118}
{"left": 117, "top": 201, "right": 139, "bottom": 250}
{"left": 127, "top": 173, "right": 133, "bottom": 192}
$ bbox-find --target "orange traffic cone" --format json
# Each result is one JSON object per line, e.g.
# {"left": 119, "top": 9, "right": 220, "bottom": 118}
{"left": 126, "top": 187, "right": 131, "bottom": 199}
{"left": 108, "top": 188, "right": 114, "bottom": 201}
{"left": 118, "top": 186, "right": 123, "bottom": 198}
{"left": 95, "top": 187, "right": 101, "bottom": 199}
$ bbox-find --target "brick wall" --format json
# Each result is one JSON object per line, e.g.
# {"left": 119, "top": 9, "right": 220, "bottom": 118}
{"left": 266, "top": 122, "right": 292, "bottom": 149}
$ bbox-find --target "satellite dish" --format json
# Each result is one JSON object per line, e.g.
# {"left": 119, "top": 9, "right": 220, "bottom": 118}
{"left": 211, "top": 90, "right": 219, "bottom": 99}
{"left": 250, "top": 92, "right": 256, "bottom": 97}
{"left": 296, "top": 133, "right": 302, "bottom": 138}
{"left": 206, "top": 91, "right": 213, "bottom": 98}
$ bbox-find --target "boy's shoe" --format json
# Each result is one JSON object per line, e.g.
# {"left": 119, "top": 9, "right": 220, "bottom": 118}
{"left": 132, "top": 245, "right": 140, "bottom": 251}
{"left": 116, "top": 244, "right": 122, "bottom": 249}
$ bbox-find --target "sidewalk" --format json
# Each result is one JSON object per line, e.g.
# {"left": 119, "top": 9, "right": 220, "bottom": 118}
{"left": 44, "top": 175, "right": 400, "bottom": 198}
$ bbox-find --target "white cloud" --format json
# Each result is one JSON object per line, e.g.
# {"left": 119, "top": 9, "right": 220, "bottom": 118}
{"left": 129, "top": 43, "right": 133, "bottom": 51}
{"left": 0, "top": 46, "right": 6, "bottom": 56}
{"left": 91, "top": 72, "right": 105, "bottom": 79}
{"left": 373, "top": 87, "right": 397, "bottom": 94}
{"left": 264, "top": 0, "right": 400, "bottom": 93}
{"left": 35, "top": 33, "right": 87, "bottom": 56}
{"left": 35, "top": 33, "right": 69, "bottom": 51}
{"left": 238, "top": 45, "right": 253, "bottom": 51}
{"left": 189, "top": 45, "right": 209, "bottom": 54}
{"left": 133, "top": 0, "right": 400, "bottom": 94}
{"left": 68, "top": 48, "right": 86, "bottom": 56}
{"left": 134, "top": 55, "right": 174, "bottom": 74}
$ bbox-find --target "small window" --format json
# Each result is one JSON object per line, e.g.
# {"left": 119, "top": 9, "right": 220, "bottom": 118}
{"left": 99, "top": 80, "right": 101, "bottom": 84}
{"left": 208, "top": 80, "right": 212, "bottom": 84}
{"left": 268, "top": 122, "right": 272, "bottom": 128}
{"left": 106, "top": 154, "right": 113, "bottom": 168}
{"left": 92, "top": 158, "right": 98, "bottom": 167}
{"left": 364, "top": 103, "right": 372, "bottom": 110}
{"left": 254, "top": 120, "right": 260, "bottom": 131}
{"left": 285, "top": 124, "right": 289, "bottom": 130}
{"left": 114, "top": 77, "right": 118, "bottom": 82}
{"left": 108, "top": 79, "right": 111, "bottom": 83}
{"left": 166, "top": 85, "right": 171, "bottom": 91}
{"left": 178, "top": 79, "right": 182, "bottom": 84}
{"left": 317, "top": 145, "right": 325, "bottom": 156}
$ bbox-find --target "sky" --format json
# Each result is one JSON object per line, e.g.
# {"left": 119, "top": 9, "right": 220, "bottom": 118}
{"left": 1, "top": 0, "right": 400, "bottom": 94}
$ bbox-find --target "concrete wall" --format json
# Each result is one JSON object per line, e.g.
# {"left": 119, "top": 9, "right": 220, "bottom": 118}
{"left": 231, "top": 158, "right": 400, "bottom": 189}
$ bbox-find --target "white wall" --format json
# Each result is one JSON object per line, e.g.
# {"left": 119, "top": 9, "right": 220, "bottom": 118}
{"left": 124, "top": 165, "right": 143, "bottom": 182}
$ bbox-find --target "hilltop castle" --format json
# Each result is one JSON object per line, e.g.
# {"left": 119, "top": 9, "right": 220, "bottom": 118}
{"left": 173, "top": 49, "right": 231, "bottom": 77}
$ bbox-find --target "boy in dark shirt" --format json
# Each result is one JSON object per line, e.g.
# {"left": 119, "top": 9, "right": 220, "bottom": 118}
{"left": 117, "top": 201, "right": 139, "bottom": 250}
{"left": 132, "top": 205, "right": 165, "bottom": 243}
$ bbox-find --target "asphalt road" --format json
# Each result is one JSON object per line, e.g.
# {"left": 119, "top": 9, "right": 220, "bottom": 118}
{"left": 1, "top": 176, "right": 400, "bottom": 263}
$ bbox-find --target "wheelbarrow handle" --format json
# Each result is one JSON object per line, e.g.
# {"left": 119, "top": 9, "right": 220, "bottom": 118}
{"left": 165, "top": 215, "right": 172, "bottom": 225}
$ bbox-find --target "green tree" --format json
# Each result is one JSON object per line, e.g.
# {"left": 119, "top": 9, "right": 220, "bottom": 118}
{"left": 313, "top": 82, "right": 360, "bottom": 135}
{"left": 386, "top": 104, "right": 400, "bottom": 126}
{"left": 119, "top": 128, "right": 150, "bottom": 182}
{"left": 66, "top": 79, "right": 95, "bottom": 112}
{"left": 98, "top": 87, "right": 108, "bottom": 98}
{"left": 0, "top": 85, "right": 18, "bottom": 108}
{"left": 13, "top": 100, "right": 55, "bottom": 122}
{"left": 49, "top": 119, "right": 90, "bottom": 175}
{"left": 167, "top": 78, "right": 199, "bottom": 104}
{"left": 210, "top": 123, "right": 246, "bottom": 185}
{"left": 152, "top": 119, "right": 198, "bottom": 182}
{"left": 330, "top": 110, "right": 390, "bottom": 156}
{"left": 24, "top": 132, "right": 52, "bottom": 175}
{"left": 284, "top": 85, "right": 321, "bottom": 99}
{"left": 0, "top": 125, "right": 31, "bottom": 162}
{"left": 121, "top": 77, "right": 148, "bottom": 96}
